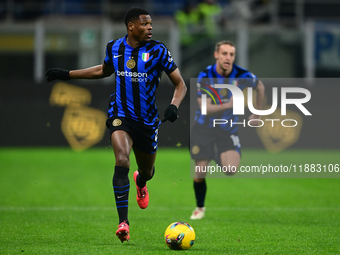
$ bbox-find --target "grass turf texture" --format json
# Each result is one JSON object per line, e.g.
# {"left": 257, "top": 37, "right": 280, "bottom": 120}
{"left": 0, "top": 148, "right": 339, "bottom": 254}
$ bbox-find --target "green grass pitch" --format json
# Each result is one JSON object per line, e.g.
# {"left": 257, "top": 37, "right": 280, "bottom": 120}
{"left": 0, "top": 147, "right": 339, "bottom": 254}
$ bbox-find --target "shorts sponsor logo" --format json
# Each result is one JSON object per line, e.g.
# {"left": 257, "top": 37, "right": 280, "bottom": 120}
{"left": 113, "top": 119, "right": 122, "bottom": 127}
{"left": 191, "top": 145, "right": 200, "bottom": 155}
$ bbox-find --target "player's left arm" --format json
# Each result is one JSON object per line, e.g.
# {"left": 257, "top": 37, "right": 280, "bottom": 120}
{"left": 162, "top": 68, "right": 187, "bottom": 122}
{"left": 168, "top": 68, "right": 187, "bottom": 108}
{"left": 248, "top": 80, "right": 265, "bottom": 123}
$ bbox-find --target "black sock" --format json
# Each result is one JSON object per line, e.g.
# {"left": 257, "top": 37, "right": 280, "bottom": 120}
{"left": 136, "top": 167, "right": 155, "bottom": 188}
{"left": 194, "top": 180, "right": 207, "bottom": 208}
{"left": 113, "top": 166, "right": 130, "bottom": 225}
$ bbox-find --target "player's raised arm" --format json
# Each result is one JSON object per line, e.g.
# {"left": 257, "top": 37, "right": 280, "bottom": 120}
{"left": 162, "top": 68, "right": 187, "bottom": 123}
{"left": 197, "top": 96, "right": 234, "bottom": 116}
{"left": 45, "top": 62, "right": 114, "bottom": 82}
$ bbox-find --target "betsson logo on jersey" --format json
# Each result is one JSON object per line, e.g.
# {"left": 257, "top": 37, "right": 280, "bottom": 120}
{"left": 116, "top": 70, "right": 148, "bottom": 82}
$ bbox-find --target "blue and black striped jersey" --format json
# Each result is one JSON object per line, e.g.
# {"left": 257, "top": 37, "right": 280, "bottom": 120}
{"left": 195, "top": 63, "right": 258, "bottom": 133}
{"left": 104, "top": 35, "right": 177, "bottom": 125}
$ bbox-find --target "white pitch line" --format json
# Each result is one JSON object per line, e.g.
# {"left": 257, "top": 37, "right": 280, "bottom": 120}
{"left": 0, "top": 206, "right": 339, "bottom": 212}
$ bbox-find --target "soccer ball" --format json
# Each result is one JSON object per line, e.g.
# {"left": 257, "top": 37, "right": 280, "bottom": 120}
{"left": 164, "top": 221, "right": 195, "bottom": 250}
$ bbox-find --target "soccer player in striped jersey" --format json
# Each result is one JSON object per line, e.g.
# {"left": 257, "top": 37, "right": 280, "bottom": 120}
{"left": 45, "top": 7, "right": 187, "bottom": 242}
{"left": 190, "top": 40, "right": 264, "bottom": 220}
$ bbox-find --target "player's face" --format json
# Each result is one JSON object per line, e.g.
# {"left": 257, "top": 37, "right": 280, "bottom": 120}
{"left": 214, "top": 44, "right": 236, "bottom": 74}
{"left": 132, "top": 15, "right": 153, "bottom": 43}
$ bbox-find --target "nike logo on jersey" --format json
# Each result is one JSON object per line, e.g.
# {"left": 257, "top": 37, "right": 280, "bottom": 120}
{"left": 114, "top": 55, "right": 122, "bottom": 58}
{"left": 117, "top": 194, "right": 126, "bottom": 199}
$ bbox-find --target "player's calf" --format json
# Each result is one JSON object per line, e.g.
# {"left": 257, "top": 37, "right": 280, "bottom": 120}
{"left": 133, "top": 171, "right": 150, "bottom": 209}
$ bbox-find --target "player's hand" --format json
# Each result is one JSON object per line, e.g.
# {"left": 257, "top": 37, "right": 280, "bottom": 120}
{"left": 162, "top": 104, "right": 178, "bottom": 123}
{"left": 45, "top": 68, "right": 70, "bottom": 82}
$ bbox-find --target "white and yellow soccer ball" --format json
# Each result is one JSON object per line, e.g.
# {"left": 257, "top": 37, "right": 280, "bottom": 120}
{"left": 164, "top": 221, "right": 195, "bottom": 250}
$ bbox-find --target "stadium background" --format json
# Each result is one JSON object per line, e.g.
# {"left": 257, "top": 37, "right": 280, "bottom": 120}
{"left": 1, "top": 1, "right": 340, "bottom": 254}
{"left": 0, "top": 0, "right": 339, "bottom": 151}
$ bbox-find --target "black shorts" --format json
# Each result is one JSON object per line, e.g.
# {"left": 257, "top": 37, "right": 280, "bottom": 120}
{"left": 190, "top": 123, "right": 241, "bottom": 161}
{"left": 106, "top": 117, "right": 159, "bottom": 154}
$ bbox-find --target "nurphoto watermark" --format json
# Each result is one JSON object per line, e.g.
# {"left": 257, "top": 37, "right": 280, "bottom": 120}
{"left": 190, "top": 78, "right": 339, "bottom": 178}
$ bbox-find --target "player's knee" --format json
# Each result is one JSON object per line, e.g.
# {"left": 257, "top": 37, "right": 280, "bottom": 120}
{"left": 139, "top": 166, "right": 155, "bottom": 181}
{"left": 194, "top": 169, "right": 207, "bottom": 179}
{"left": 194, "top": 177, "right": 205, "bottom": 183}
{"left": 224, "top": 165, "right": 238, "bottom": 176}
{"left": 115, "top": 155, "right": 130, "bottom": 168}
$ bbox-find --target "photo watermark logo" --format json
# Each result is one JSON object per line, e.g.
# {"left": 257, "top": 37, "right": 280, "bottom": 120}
{"left": 199, "top": 83, "right": 312, "bottom": 128}
{"left": 188, "top": 78, "right": 340, "bottom": 179}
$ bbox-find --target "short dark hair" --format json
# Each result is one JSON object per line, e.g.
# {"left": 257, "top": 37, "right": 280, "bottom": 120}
{"left": 124, "top": 7, "right": 150, "bottom": 27}
{"left": 215, "top": 40, "right": 235, "bottom": 52}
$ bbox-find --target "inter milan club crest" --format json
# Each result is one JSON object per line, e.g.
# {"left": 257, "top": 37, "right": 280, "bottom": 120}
{"left": 126, "top": 57, "right": 136, "bottom": 69}
{"left": 112, "top": 119, "right": 122, "bottom": 127}
{"left": 142, "top": 53, "right": 149, "bottom": 62}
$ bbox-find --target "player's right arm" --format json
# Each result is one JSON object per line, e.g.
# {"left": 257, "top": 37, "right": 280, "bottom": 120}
{"left": 69, "top": 62, "right": 114, "bottom": 79}
{"left": 197, "top": 96, "right": 233, "bottom": 115}
{"left": 196, "top": 68, "right": 233, "bottom": 115}
{"left": 45, "top": 62, "right": 114, "bottom": 82}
